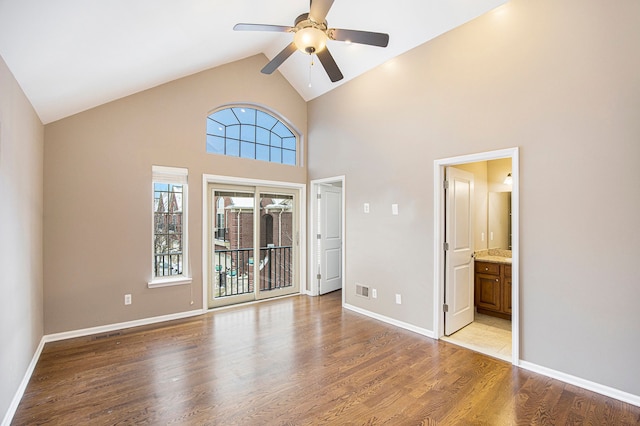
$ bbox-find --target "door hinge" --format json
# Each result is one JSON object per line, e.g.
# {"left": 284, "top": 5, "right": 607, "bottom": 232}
{"left": 317, "top": 233, "right": 322, "bottom": 240}
{"left": 317, "top": 193, "right": 322, "bottom": 199}
{"left": 443, "top": 304, "right": 449, "bottom": 313}
{"left": 317, "top": 273, "right": 322, "bottom": 280}
{"left": 443, "top": 242, "right": 449, "bottom": 251}
{"left": 443, "top": 180, "right": 449, "bottom": 190}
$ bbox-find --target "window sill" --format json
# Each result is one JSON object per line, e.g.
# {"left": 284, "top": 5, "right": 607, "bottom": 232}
{"left": 148, "top": 277, "right": 192, "bottom": 288}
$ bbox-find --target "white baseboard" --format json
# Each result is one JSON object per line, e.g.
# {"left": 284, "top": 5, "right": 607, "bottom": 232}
{"left": 6, "top": 304, "right": 638, "bottom": 426}
{"left": 519, "top": 361, "right": 640, "bottom": 407}
{"left": 44, "top": 309, "right": 204, "bottom": 343}
{"left": 343, "top": 303, "right": 435, "bottom": 338}
{"left": 3, "top": 308, "right": 205, "bottom": 425}
{"left": 343, "top": 304, "right": 640, "bottom": 408}
{"left": 2, "top": 337, "right": 46, "bottom": 426}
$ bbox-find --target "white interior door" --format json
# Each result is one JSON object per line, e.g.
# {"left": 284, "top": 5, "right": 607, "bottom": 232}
{"left": 444, "top": 167, "right": 475, "bottom": 335}
{"left": 318, "top": 184, "right": 342, "bottom": 295}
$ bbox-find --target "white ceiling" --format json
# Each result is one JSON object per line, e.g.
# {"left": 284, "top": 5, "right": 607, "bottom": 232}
{"left": 0, "top": 0, "right": 507, "bottom": 124}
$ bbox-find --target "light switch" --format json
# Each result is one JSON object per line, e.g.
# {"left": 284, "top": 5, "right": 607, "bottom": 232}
{"left": 364, "top": 203, "right": 370, "bottom": 213}
{"left": 391, "top": 204, "right": 399, "bottom": 215}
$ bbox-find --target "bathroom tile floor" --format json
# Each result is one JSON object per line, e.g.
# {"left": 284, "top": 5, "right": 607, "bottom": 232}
{"left": 442, "top": 312, "right": 512, "bottom": 362}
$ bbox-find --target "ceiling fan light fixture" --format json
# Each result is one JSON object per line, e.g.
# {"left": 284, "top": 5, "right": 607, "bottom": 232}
{"left": 294, "top": 27, "right": 327, "bottom": 54}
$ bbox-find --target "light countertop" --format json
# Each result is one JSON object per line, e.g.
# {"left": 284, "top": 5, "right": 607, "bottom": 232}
{"left": 474, "top": 254, "right": 512, "bottom": 265}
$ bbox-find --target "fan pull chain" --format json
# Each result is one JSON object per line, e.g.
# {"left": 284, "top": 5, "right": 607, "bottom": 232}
{"left": 308, "top": 55, "right": 314, "bottom": 88}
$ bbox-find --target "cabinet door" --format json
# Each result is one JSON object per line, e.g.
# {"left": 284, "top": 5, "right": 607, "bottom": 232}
{"left": 503, "top": 277, "right": 512, "bottom": 315}
{"left": 476, "top": 273, "right": 501, "bottom": 312}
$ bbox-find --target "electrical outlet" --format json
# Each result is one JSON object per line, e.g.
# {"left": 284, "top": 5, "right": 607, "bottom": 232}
{"left": 124, "top": 294, "right": 132, "bottom": 305}
{"left": 372, "top": 288, "right": 377, "bottom": 298}
{"left": 395, "top": 293, "right": 402, "bottom": 304}
{"left": 392, "top": 204, "right": 399, "bottom": 215}
{"left": 364, "top": 203, "right": 370, "bottom": 213}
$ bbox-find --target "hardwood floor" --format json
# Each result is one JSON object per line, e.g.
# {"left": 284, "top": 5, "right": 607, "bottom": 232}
{"left": 12, "top": 291, "right": 640, "bottom": 425}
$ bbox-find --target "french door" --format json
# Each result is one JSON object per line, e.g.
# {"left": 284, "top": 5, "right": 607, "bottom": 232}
{"left": 208, "top": 184, "right": 299, "bottom": 308}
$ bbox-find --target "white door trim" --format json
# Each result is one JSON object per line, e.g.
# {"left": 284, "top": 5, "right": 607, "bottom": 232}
{"left": 309, "top": 176, "right": 346, "bottom": 304}
{"left": 202, "top": 174, "right": 307, "bottom": 311}
{"left": 433, "top": 148, "right": 520, "bottom": 365}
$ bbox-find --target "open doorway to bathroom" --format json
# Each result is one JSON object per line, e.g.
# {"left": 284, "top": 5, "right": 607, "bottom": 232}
{"left": 433, "top": 148, "right": 519, "bottom": 364}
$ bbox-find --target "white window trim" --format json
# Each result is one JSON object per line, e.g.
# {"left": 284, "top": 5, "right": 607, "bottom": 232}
{"left": 149, "top": 165, "right": 191, "bottom": 288}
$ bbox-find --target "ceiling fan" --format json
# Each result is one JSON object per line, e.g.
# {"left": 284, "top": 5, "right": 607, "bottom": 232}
{"left": 233, "top": 0, "right": 389, "bottom": 82}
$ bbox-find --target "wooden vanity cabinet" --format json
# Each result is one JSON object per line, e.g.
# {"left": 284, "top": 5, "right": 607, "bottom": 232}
{"left": 475, "top": 261, "right": 512, "bottom": 320}
{"left": 503, "top": 265, "right": 512, "bottom": 315}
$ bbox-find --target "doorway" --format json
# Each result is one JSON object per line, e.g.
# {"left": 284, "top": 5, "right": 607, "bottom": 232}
{"left": 202, "top": 175, "right": 306, "bottom": 310}
{"left": 433, "top": 148, "right": 519, "bottom": 365}
{"left": 309, "top": 176, "right": 345, "bottom": 301}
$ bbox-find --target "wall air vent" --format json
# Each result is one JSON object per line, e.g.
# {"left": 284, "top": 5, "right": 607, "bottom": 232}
{"left": 92, "top": 331, "right": 122, "bottom": 341}
{"left": 355, "top": 283, "right": 370, "bottom": 299}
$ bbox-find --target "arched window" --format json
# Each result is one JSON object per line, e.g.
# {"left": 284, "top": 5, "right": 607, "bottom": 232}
{"left": 206, "top": 106, "right": 297, "bottom": 166}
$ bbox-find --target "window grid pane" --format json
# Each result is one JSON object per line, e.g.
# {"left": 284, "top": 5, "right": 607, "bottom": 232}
{"left": 270, "top": 147, "right": 282, "bottom": 163}
{"left": 240, "top": 141, "right": 256, "bottom": 159}
{"left": 226, "top": 139, "right": 240, "bottom": 157}
{"left": 206, "top": 107, "right": 297, "bottom": 166}
{"left": 206, "top": 135, "right": 225, "bottom": 154}
{"left": 282, "top": 149, "right": 296, "bottom": 165}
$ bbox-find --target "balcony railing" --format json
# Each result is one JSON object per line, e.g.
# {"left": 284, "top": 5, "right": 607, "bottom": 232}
{"left": 214, "top": 248, "right": 253, "bottom": 297}
{"left": 259, "top": 246, "right": 293, "bottom": 291}
{"left": 154, "top": 253, "right": 183, "bottom": 277}
{"left": 214, "top": 246, "right": 292, "bottom": 298}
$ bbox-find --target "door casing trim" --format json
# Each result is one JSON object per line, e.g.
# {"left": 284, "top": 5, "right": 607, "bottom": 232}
{"left": 201, "top": 174, "right": 307, "bottom": 311}
{"left": 309, "top": 176, "right": 346, "bottom": 305}
{"left": 433, "top": 147, "right": 519, "bottom": 365}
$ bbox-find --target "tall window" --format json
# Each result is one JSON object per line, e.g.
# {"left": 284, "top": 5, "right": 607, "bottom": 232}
{"left": 151, "top": 166, "right": 189, "bottom": 286}
{"left": 206, "top": 106, "right": 297, "bottom": 165}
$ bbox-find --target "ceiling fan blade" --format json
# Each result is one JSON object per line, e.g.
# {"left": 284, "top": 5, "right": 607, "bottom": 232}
{"left": 233, "top": 23, "right": 293, "bottom": 33}
{"left": 330, "top": 28, "right": 389, "bottom": 47}
{"left": 309, "top": 0, "right": 334, "bottom": 23}
{"left": 316, "top": 47, "right": 343, "bottom": 82}
{"left": 261, "top": 42, "right": 298, "bottom": 75}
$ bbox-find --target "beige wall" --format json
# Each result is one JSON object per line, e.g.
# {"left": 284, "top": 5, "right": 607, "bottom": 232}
{"left": 487, "top": 157, "right": 512, "bottom": 193}
{"left": 308, "top": 0, "right": 640, "bottom": 395}
{"left": 0, "top": 55, "right": 44, "bottom": 420}
{"left": 44, "top": 54, "right": 307, "bottom": 334}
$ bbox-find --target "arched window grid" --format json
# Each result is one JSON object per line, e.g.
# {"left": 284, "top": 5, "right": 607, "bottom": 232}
{"left": 206, "top": 106, "right": 298, "bottom": 166}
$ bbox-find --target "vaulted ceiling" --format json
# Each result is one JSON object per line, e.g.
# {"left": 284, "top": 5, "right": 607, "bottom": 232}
{"left": 0, "top": 0, "right": 507, "bottom": 124}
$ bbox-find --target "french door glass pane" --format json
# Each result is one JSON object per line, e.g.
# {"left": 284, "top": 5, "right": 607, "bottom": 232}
{"left": 213, "top": 191, "right": 254, "bottom": 299}
{"left": 258, "top": 193, "right": 294, "bottom": 293}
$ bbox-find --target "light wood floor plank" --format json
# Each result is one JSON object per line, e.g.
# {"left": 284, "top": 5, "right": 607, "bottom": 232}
{"left": 11, "top": 291, "right": 640, "bottom": 425}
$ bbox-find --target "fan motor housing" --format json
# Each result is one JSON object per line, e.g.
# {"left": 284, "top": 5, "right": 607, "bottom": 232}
{"left": 294, "top": 13, "right": 328, "bottom": 32}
